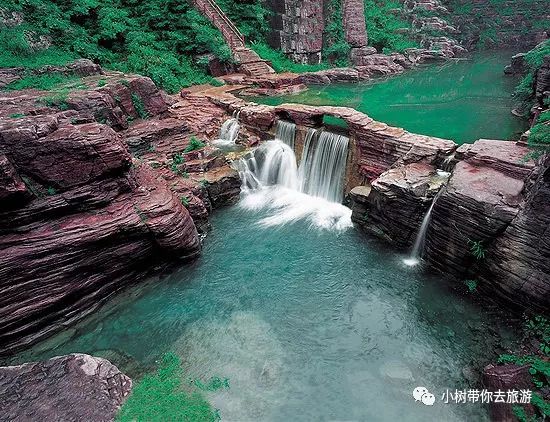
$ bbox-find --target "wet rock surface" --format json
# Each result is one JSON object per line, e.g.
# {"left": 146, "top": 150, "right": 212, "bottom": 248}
{"left": 0, "top": 354, "right": 132, "bottom": 422}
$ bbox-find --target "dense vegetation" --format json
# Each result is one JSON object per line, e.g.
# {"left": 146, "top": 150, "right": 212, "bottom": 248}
{"left": 515, "top": 40, "right": 550, "bottom": 115}
{"left": 0, "top": 0, "right": 232, "bottom": 92}
{"left": 363, "top": 0, "right": 419, "bottom": 53}
{"left": 498, "top": 316, "right": 550, "bottom": 421}
{"left": 117, "top": 353, "right": 225, "bottom": 422}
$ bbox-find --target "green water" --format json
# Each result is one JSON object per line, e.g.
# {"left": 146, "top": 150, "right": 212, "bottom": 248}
{"left": 248, "top": 52, "right": 528, "bottom": 144}
{"left": 10, "top": 204, "right": 518, "bottom": 421}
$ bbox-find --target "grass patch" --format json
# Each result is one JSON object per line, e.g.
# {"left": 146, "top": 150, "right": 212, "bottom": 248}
{"left": 117, "top": 353, "right": 221, "bottom": 422}
{"left": 251, "top": 43, "right": 328, "bottom": 73}
{"left": 5, "top": 73, "right": 77, "bottom": 91}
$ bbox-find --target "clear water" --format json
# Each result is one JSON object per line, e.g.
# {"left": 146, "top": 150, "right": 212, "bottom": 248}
{"left": 246, "top": 52, "right": 528, "bottom": 144}
{"left": 8, "top": 204, "right": 519, "bottom": 421}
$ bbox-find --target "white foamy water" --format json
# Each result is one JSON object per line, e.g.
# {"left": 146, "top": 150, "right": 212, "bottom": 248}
{"left": 236, "top": 122, "right": 352, "bottom": 230}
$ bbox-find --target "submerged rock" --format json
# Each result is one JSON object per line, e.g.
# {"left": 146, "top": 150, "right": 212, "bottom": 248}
{"left": 0, "top": 354, "right": 132, "bottom": 422}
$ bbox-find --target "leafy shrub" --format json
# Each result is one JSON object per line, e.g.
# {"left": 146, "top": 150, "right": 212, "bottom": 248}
{"left": 184, "top": 137, "right": 206, "bottom": 153}
{"left": 180, "top": 196, "right": 190, "bottom": 207}
{"left": 468, "top": 239, "right": 486, "bottom": 260}
{"left": 0, "top": 0, "right": 233, "bottom": 92}
{"left": 463, "top": 279, "right": 478, "bottom": 292}
{"left": 9, "top": 113, "right": 25, "bottom": 118}
{"left": 363, "top": 0, "right": 420, "bottom": 53}
{"left": 117, "top": 353, "right": 220, "bottom": 422}
{"left": 131, "top": 93, "right": 149, "bottom": 120}
{"left": 324, "top": 0, "right": 351, "bottom": 66}
{"left": 514, "top": 40, "right": 550, "bottom": 111}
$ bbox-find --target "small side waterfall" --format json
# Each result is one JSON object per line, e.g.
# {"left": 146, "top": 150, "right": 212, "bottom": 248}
{"left": 299, "top": 130, "right": 349, "bottom": 203}
{"left": 274, "top": 120, "right": 296, "bottom": 150}
{"left": 214, "top": 111, "right": 240, "bottom": 147}
{"left": 404, "top": 189, "right": 444, "bottom": 266}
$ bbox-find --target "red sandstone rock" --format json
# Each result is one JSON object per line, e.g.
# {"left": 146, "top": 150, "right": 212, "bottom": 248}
{"left": 0, "top": 354, "right": 132, "bottom": 422}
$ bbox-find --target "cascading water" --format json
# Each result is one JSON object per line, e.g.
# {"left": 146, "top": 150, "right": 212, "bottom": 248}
{"left": 274, "top": 120, "right": 296, "bottom": 150}
{"left": 213, "top": 110, "right": 240, "bottom": 148}
{"left": 403, "top": 188, "right": 445, "bottom": 266}
{"left": 237, "top": 122, "right": 351, "bottom": 230}
{"left": 298, "top": 129, "right": 349, "bottom": 203}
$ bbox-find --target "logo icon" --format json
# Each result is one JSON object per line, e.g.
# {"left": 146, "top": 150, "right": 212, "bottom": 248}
{"left": 413, "top": 386, "right": 436, "bottom": 406}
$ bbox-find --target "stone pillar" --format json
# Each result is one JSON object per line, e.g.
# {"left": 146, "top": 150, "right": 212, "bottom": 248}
{"left": 342, "top": 0, "right": 377, "bottom": 65}
{"left": 266, "top": 0, "right": 325, "bottom": 64}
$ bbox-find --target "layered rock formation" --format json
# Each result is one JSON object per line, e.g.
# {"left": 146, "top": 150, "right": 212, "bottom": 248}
{"left": 479, "top": 154, "right": 550, "bottom": 312}
{"left": 0, "top": 354, "right": 132, "bottom": 421}
{"left": 0, "top": 66, "right": 241, "bottom": 355}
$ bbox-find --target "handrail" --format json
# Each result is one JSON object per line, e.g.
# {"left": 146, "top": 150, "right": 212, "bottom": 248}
{"left": 194, "top": 0, "right": 245, "bottom": 49}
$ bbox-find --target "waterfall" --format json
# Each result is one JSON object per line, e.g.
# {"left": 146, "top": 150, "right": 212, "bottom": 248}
{"left": 213, "top": 110, "right": 240, "bottom": 147}
{"left": 236, "top": 125, "right": 352, "bottom": 230}
{"left": 404, "top": 190, "right": 443, "bottom": 267}
{"left": 298, "top": 130, "right": 349, "bottom": 203}
{"left": 274, "top": 120, "right": 296, "bottom": 150}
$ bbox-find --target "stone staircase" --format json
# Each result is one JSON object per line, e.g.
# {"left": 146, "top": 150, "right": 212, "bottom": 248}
{"left": 193, "top": 0, "right": 275, "bottom": 77}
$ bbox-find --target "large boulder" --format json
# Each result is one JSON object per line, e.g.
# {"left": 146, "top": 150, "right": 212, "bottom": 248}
{"left": 0, "top": 354, "right": 132, "bottom": 422}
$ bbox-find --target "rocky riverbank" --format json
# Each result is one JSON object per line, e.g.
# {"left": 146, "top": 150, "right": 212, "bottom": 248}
{"left": 0, "top": 354, "right": 132, "bottom": 421}
{"left": 0, "top": 62, "right": 240, "bottom": 355}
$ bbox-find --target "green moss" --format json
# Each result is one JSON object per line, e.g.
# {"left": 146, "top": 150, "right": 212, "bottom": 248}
{"left": 117, "top": 353, "right": 220, "bottom": 422}
{"left": 9, "top": 113, "right": 25, "bottom": 118}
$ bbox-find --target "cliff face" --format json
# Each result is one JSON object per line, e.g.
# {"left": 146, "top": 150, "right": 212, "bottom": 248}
{"left": 480, "top": 154, "right": 550, "bottom": 311}
{"left": 0, "top": 62, "right": 245, "bottom": 355}
{"left": 443, "top": 0, "right": 550, "bottom": 49}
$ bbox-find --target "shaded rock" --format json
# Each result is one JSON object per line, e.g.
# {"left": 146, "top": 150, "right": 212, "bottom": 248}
{"left": 424, "top": 140, "right": 535, "bottom": 278}
{"left": 352, "top": 162, "right": 448, "bottom": 248}
{"left": 0, "top": 354, "right": 132, "bottom": 422}
{"left": 504, "top": 53, "right": 527, "bottom": 75}
{"left": 482, "top": 364, "right": 535, "bottom": 422}
{"left": 480, "top": 154, "right": 550, "bottom": 312}
{"left": 203, "top": 166, "right": 241, "bottom": 208}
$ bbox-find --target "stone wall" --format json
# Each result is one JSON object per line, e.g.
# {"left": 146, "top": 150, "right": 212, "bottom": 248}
{"left": 266, "top": 0, "right": 325, "bottom": 64}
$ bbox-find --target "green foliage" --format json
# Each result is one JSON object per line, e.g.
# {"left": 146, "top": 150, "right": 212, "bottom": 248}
{"left": 184, "top": 137, "right": 206, "bottom": 153}
{"left": 515, "top": 40, "right": 550, "bottom": 111}
{"left": 324, "top": 0, "right": 351, "bottom": 66}
{"left": 170, "top": 153, "right": 187, "bottom": 176}
{"left": 9, "top": 113, "right": 25, "bottom": 118}
{"left": 526, "top": 316, "right": 550, "bottom": 356}
{"left": 97, "top": 79, "right": 107, "bottom": 87}
{"left": 463, "top": 279, "right": 478, "bottom": 292}
{"left": 46, "top": 186, "right": 57, "bottom": 196}
{"left": 0, "top": 0, "right": 233, "bottom": 92}
{"left": 468, "top": 239, "right": 486, "bottom": 260}
{"left": 250, "top": 42, "right": 328, "bottom": 74}
{"left": 216, "top": 0, "right": 270, "bottom": 42}
{"left": 117, "top": 353, "right": 220, "bottom": 422}
{"left": 39, "top": 88, "right": 70, "bottom": 111}
{"left": 131, "top": 93, "right": 149, "bottom": 120}
{"left": 180, "top": 196, "right": 190, "bottom": 207}
{"left": 5, "top": 73, "right": 77, "bottom": 91}
{"left": 363, "top": 0, "right": 420, "bottom": 53}
{"left": 528, "top": 111, "right": 550, "bottom": 148}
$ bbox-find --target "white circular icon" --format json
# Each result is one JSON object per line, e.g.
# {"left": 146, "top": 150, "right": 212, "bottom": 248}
{"left": 413, "top": 386, "right": 436, "bottom": 406}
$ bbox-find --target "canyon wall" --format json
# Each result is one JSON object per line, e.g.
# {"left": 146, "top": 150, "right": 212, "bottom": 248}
{"left": 0, "top": 62, "right": 241, "bottom": 356}
{"left": 443, "top": 0, "right": 549, "bottom": 49}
